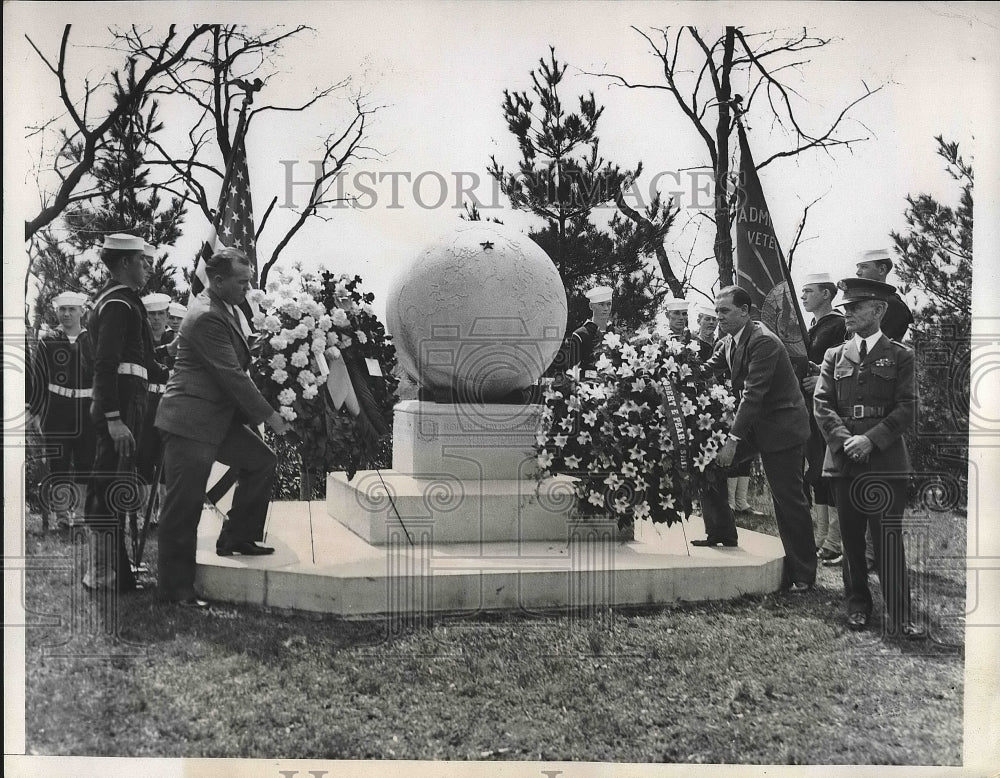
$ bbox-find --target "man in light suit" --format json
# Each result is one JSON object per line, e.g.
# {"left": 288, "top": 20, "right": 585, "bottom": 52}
{"left": 813, "top": 277, "right": 925, "bottom": 639}
{"left": 695, "top": 286, "right": 817, "bottom": 591}
{"left": 155, "top": 248, "right": 289, "bottom": 607}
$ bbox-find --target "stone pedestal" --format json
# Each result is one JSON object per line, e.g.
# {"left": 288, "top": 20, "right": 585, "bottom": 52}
{"left": 327, "top": 400, "right": 624, "bottom": 545}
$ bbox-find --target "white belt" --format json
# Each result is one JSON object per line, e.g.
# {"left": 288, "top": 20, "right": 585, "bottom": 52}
{"left": 47, "top": 384, "right": 93, "bottom": 399}
{"left": 117, "top": 363, "right": 148, "bottom": 379}
{"left": 147, "top": 383, "right": 167, "bottom": 395}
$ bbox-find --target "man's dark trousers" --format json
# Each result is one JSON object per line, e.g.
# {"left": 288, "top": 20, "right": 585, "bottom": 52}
{"left": 701, "top": 440, "right": 817, "bottom": 586}
{"left": 157, "top": 422, "right": 276, "bottom": 601}
{"left": 84, "top": 382, "right": 146, "bottom": 591}
{"left": 835, "top": 475, "right": 911, "bottom": 632}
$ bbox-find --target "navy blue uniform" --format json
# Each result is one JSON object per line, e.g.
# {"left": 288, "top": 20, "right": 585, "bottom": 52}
{"left": 881, "top": 293, "right": 913, "bottom": 342}
{"left": 136, "top": 329, "right": 174, "bottom": 481}
{"left": 803, "top": 312, "right": 847, "bottom": 506}
{"left": 84, "top": 282, "right": 165, "bottom": 590}
{"left": 30, "top": 327, "right": 96, "bottom": 514}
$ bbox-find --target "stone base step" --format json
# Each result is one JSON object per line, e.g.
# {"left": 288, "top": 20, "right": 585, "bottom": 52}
{"left": 195, "top": 501, "right": 785, "bottom": 617}
{"left": 327, "top": 470, "right": 599, "bottom": 544}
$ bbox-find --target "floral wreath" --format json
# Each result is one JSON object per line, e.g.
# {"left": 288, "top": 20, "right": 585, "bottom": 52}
{"left": 535, "top": 330, "right": 737, "bottom": 528}
{"left": 250, "top": 268, "right": 398, "bottom": 479}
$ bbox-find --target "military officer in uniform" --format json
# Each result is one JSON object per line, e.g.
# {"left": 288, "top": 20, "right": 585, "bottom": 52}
{"left": 855, "top": 249, "right": 913, "bottom": 341}
{"left": 550, "top": 285, "right": 614, "bottom": 377}
{"left": 136, "top": 291, "right": 174, "bottom": 526}
{"left": 82, "top": 233, "right": 163, "bottom": 592}
{"left": 855, "top": 249, "right": 914, "bottom": 569}
{"left": 799, "top": 272, "right": 847, "bottom": 565}
{"left": 813, "top": 277, "right": 925, "bottom": 638}
{"left": 28, "top": 291, "right": 96, "bottom": 529}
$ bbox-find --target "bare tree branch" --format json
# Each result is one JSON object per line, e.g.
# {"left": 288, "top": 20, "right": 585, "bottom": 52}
{"left": 25, "top": 23, "right": 214, "bottom": 239}
{"left": 786, "top": 191, "right": 828, "bottom": 269}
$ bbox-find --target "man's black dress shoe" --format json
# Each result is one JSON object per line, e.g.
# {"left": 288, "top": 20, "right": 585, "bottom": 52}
{"left": 691, "top": 538, "right": 738, "bottom": 547}
{"left": 846, "top": 612, "right": 869, "bottom": 631}
{"left": 177, "top": 597, "right": 209, "bottom": 609}
{"left": 216, "top": 540, "right": 275, "bottom": 556}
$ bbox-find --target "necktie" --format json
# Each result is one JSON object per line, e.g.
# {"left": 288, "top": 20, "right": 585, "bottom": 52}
{"left": 726, "top": 335, "right": 735, "bottom": 369}
{"left": 859, "top": 339, "right": 868, "bottom": 362}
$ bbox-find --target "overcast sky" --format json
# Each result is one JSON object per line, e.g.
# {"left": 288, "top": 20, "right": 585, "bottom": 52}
{"left": 6, "top": 1, "right": 999, "bottom": 320}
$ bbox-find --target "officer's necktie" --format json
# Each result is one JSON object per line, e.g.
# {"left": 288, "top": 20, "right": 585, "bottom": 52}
{"left": 859, "top": 339, "right": 868, "bottom": 362}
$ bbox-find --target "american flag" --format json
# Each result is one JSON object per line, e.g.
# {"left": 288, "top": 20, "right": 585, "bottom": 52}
{"left": 191, "top": 130, "right": 259, "bottom": 332}
{"left": 192, "top": 130, "right": 262, "bottom": 509}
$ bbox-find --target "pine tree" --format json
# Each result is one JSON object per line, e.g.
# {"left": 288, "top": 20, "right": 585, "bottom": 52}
{"left": 48, "top": 90, "right": 187, "bottom": 305}
{"left": 488, "top": 47, "right": 673, "bottom": 333}
{"left": 890, "top": 136, "right": 973, "bottom": 509}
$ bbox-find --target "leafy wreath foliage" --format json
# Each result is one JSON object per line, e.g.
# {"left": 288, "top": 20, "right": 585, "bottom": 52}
{"left": 535, "top": 331, "right": 737, "bottom": 528}
{"left": 251, "top": 269, "right": 398, "bottom": 481}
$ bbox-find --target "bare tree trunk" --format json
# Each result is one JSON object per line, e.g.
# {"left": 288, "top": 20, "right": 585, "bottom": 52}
{"left": 612, "top": 188, "right": 684, "bottom": 298}
{"left": 713, "top": 28, "right": 736, "bottom": 287}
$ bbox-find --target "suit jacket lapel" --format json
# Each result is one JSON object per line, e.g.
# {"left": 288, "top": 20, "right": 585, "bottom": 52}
{"left": 208, "top": 291, "right": 249, "bottom": 362}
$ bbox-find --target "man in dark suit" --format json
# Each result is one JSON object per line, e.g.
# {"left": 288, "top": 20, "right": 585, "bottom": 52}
{"left": 855, "top": 249, "right": 913, "bottom": 341}
{"left": 155, "top": 248, "right": 289, "bottom": 607}
{"left": 694, "top": 286, "right": 817, "bottom": 591}
{"left": 813, "top": 277, "right": 925, "bottom": 639}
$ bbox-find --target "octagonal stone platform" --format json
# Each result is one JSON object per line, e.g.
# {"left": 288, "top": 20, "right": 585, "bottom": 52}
{"left": 195, "top": 500, "right": 785, "bottom": 616}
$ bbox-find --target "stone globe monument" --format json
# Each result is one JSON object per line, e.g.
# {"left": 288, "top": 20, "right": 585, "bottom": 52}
{"left": 386, "top": 222, "right": 567, "bottom": 402}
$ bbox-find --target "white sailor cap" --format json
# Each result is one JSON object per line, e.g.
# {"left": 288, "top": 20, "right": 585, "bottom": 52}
{"left": 664, "top": 299, "right": 689, "bottom": 312}
{"left": 102, "top": 233, "right": 145, "bottom": 252}
{"left": 585, "top": 285, "right": 614, "bottom": 303}
{"left": 142, "top": 292, "right": 171, "bottom": 312}
{"left": 856, "top": 248, "right": 893, "bottom": 269}
{"left": 143, "top": 242, "right": 156, "bottom": 258}
{"left": 802, "top": 272, "right": 835, "bottom": 286}
{"left": 694, "top": 303, "right": 717, "bottom": 318}
{"left": 168, "top": 302, "right": 187, "bottom": 318}
{"left": 52, "top": 291, "right": 87, "bottom": 309}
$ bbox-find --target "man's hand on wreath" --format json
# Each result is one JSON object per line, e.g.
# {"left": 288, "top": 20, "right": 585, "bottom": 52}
{"left": 716, "top": 438, "right": 738, "bottom": 468}
{"left": 266, "top": 411, "right": 291, "bottom": 436}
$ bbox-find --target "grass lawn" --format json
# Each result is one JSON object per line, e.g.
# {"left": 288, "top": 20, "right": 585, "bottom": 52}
{"left": 21, "top": 492, "right": 965, "bottom": 764}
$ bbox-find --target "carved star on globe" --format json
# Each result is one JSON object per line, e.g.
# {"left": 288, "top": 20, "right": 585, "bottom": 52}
{"left": 480, "top": 241, "right": 494, "bottom": 251}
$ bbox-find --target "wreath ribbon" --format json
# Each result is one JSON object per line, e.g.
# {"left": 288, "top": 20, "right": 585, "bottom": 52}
{"left": 660, "top": 379, "right": 689, "bottom": 471}
{"left": 315, "top": 352, "right": 361, "bottom": 416}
